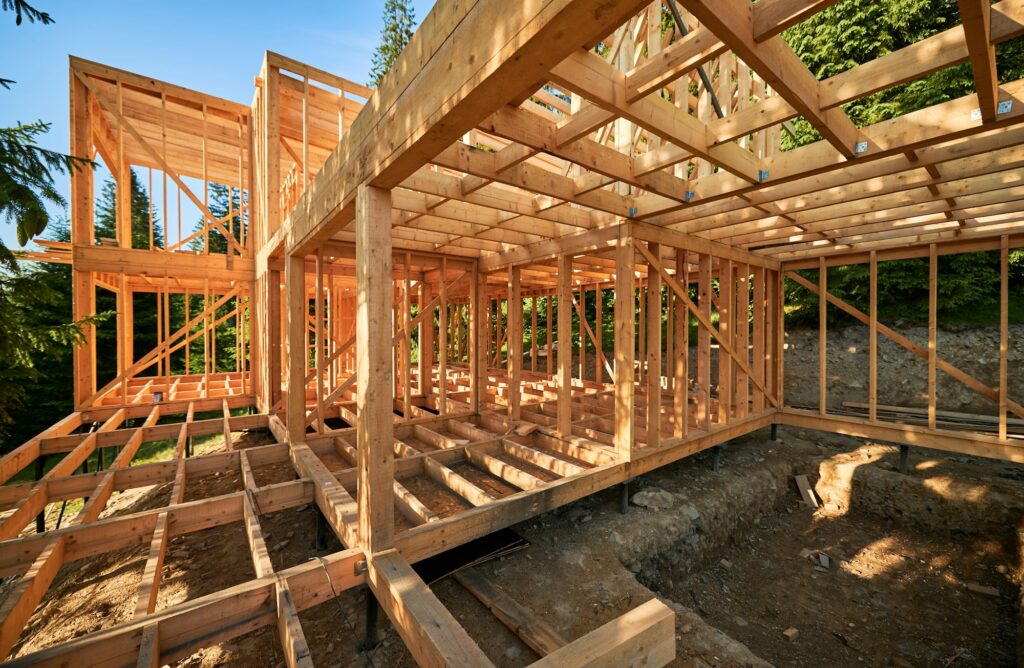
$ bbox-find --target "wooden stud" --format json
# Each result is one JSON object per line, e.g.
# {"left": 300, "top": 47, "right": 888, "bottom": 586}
{"left": 355, "top": 184, "right": 395, "bottom": 553}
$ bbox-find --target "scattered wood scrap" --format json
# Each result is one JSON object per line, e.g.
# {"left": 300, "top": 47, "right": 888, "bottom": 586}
{"left": 794, "top": 474, "right": 820, "bottom": 508}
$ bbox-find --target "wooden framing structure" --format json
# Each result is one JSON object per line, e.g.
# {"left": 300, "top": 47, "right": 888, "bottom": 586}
{"left": 4, "top": 1, "right": 1024, "bottom": 664}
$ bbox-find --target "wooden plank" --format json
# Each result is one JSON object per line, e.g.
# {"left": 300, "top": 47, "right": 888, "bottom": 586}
{"left": 454, "top": 568, "right": 568, "bottom": 656}
{"left": 275, "top": 579, "right": 314, "bottom": 668}
{"left": 0, "top": 536, "right": 65, "bottom": 658}
{"left": 423, "top": 457, "right": 496, "bottom": 507}
{"left": 356, "top": 184, "right": 395, "bottom": 553}
{"left": 869, "top": 251, "right": 878, "bottom": 421}
{"left": 1000, "top": 235, "right": 1009, "bottom": 439}
{"left": 367, "top": 549, "right": 493, "bottom": 667}
{"left": 646, "top": 243, "right": 662, "bottom": 447}
{"left": 529, "top": 598, "right": 675, "bottom": 668}
{"left": 928, "top": 244, "right": 938, "bottom": 429}
{"left": 754, "top": 0, "right": 842, "bottom": 41}
{"left": 682, "top": 0, "right": 859, "bottom": 157}
{"left": 614, "top": 230, "right": 636, "bottom": 459}
{"left": 697, "top": 253, "right": 712, "bottom": 429}
{"left": 501, "top": 440, "right": 586, "bottom": 477}
{"left": 819, "top": 257, "right": 827, "bottom": 415}
{"left": 557, "top": 253, "right": 574, "bottom": 436}
{"left": 288, "top": 0, "right": 653, "bottom": 255}
{"left": 958, "top": 0, "right": 999, "bottom": 121}
{"left": 508, "top": 265, "right": 522, "bottom": 421}
{"left": 466, "top": 447, "right": 546, "bottom": 491}
{"left": 794, "top": 474, "right": 820, "bottom": 508}
{"left": 673, "top": 250, "right": 688, "bottom": 437}
{"left": 133, "top": 512, "right": 170, "bottom": 617}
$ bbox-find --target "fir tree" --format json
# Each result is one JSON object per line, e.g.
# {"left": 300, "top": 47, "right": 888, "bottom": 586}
{"left": 0, "top": 2, "right": 92, "bottom": 268}
{"left": 368, "top": 0, "right": 416, "bottom": 87}
{"left": 188, "top": 183, "right": 246, "bottom": 254}
{"left": 94, "top": 171, "right": 165, "bottom": 249}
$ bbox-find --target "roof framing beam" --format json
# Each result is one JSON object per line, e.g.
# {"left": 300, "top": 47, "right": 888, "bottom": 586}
{"left": 549, "top": 49, "right": 760, "bottom": 181}
{"left": 958, "top": 0, "right": 1000, "bottom": 122}
{"left": 680, "top": 0, "right": 861, "bottom": 158}
{"left": 286, "top": 0, "right": 652, "bottom": 256}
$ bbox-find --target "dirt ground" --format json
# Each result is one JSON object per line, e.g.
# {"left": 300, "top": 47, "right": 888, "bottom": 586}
{"left": 5, "top": 423, "right": 1024, "bottom": 667}
{"left": 651, "top": 506, "right": 1017, "bottom": 667}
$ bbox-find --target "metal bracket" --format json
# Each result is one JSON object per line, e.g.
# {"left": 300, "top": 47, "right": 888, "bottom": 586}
{"left": 854, "top": 141, "right": 869, "bottom": 154}
{"left": 998, "top": 99, "right": 1013, "bottom": 115}
{"left": 758, "top": 169, "right": 769, "bottom": 182}
{"left": 684, "top": 191, "right": 696, "bottom": 202}
{"left": 628, "top": 207, "right": 638, "bottom": 218}
{"left": 970, "top": 107, "right": 982, "bottom": 121}
{"left": 355, "top": 560, "right": 368, "bottom": 575}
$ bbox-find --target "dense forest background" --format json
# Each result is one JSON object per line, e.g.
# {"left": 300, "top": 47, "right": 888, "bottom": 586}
{"left": 1, "top": 0, "right": 1022, "bottom": 452}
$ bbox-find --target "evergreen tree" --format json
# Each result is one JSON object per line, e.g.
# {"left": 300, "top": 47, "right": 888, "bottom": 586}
{"left": 368, "top": 0, "right": 416, "bottom": 87}
{"left": 0, "top": 220, "right": 111, "bottom": 446}
{"left": 781, "top": 0, "right": 1024, "bottom": 147}
{"left": 94, "top": 171, "right": 165, "bottom": 249}
{"left": 188, "top": 183, "right": 246, "bottom": 254}
{"left": 1, "top": 1, "right": 92, "bottom": 268}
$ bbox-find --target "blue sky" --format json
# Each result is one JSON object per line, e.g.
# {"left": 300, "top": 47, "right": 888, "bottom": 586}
{"left": 0, "top": 0, "right": 434, "bottom": 250}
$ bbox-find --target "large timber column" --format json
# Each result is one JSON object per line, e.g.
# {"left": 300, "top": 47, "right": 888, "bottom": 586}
{"left": 355, "top": 184, "right": 395, "bottom": 552}
{"left": 71, "top": 69, "right": 95, "bottom": 407}
{"left": 285, "top": 254, "right": 307, "bottom": 443}
{"left": 614, "top": 228, "right": 635, "bottom": 459}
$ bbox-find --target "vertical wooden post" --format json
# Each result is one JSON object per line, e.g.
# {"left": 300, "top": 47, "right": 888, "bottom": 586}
{"left": 775, "top": 268, "right": 785, "bottom": 407}
{"left": 265, "top": 64, "right": 281, "bottom": 239}
{"left": 546, "top": 296, "right": 554, "bottom": 376}
{"left": 673, "top": 250, "right": 688, "bottom": 438}
{"left": 285, "top": 254, "right": 307, "bottom": 443}
{"left": 507, "top": 265, "right": 522, "bottom": 422}
{"left": 869, "top": 252, "right": 877, "bottom": 421}
{"left": 269, "top": 269, "right": 282, "bottom": 409}
{"left": 763, "top": 269, "right": 775, "bottom": 410}
{"left": 718, "top": 260, "right": 733, "bottom": 425}
{"left": 595, "top": 287, "right": 603, "bottom": 384}
{"left": 531, "top": 296, "right": 538, "bottom": 373}
{"left": 999, "top": 235, "right": 1009, "bottom": 440}
{"left": 71, "top": 70, "right": 95, "bottom": 407}
{"left": 928, "top": 244, "right": 937, "bottom": 430}
{"left": 614, "top": 231, "right": 635, "bottom": 459}
{"left": 314, "top": 251, "right": 325, "bottom": 432}
{"left": 356, "top": 184, "right": 394, "bottom": 553}
{"left": 472, "top": 261, "right": 486, "bottom": 413}
{"left": 579, "top": 286, "right": 586, "bottom": 382}
{"left": 419, "top": 282, "right": 433, "bottom": 398}
{"left": 752, "top": 266, "right": 765, "bottom": 414}
{"left": 557, "top": 254, "right": 573, "bottom": 436}
{"left": 818, "top": 257, "right": 827, "bottom": 416}
{"left": 735, "top": 264, "right": 749, "bottom": 418}
{"left": 646, "top": 243, "right": 661, "bottom": 448}
{"left": 439, "top": 258, "right": 448, "bottom": 416}
{"left": 402, "top": 253, "right": 412, "bottom": 419}
{"left": 697, "top": 253, "right": 711, "bottom": 430}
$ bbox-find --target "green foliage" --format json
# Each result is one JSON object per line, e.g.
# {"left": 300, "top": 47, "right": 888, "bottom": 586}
{"left": 0, "top": 122, "right": 91, "bottom": 267}
{"left": 1, "top": 2, "right": 92, "bottom": 265}
{"left": 0, "top": 221, "right": 113, "bottom": 444}
{"left": 188, "top": 183, "right": 246, "bottom": 254}
{"left": 368, "top": 0, "right": 416, "bottom": 88}
{"left": 780, "top": 0, "right": 1024, "bottom": 148}
{"left": 785, "top": 251, "right": 1024, "bottom": 327}
{"left": 94, "top": 171, "right": 164, "bottom": 249}
{"left": 1, "top": 0, "right": 51, "bottom": 26}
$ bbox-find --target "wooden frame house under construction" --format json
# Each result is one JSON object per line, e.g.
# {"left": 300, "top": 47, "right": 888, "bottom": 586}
{"left": 2, "top": 0, "right": 1023, "bottom": 665}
